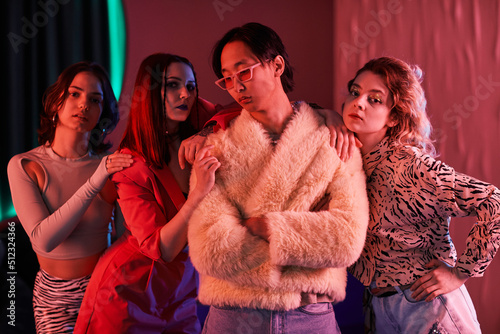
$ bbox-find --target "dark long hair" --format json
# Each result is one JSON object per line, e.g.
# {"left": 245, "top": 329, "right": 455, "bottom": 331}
{"left": 118, "top": 53, "right": 199, "bottom": 168}
{"left": 38, "top": 61, "right": 119, "bottom": 154}
{"left": 211, "top": 22, "right": 294, "bottom": 93}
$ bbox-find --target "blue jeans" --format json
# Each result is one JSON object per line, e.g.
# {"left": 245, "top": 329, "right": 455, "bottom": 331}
{"left": 202, "top": 303, "right": 341, "bottom": 334}
{"left": 370, "top": 284, "right": 481, "bottom": 333}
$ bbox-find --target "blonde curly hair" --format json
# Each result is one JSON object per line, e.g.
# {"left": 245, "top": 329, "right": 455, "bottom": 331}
{"left": 348, "top": 56, "right": 436, "bottom": 156}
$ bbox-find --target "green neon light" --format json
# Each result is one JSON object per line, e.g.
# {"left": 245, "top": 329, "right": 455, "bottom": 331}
{"left": 1, "top": 4, "right": 126, "bottom": 223}
{"left": 1, "top": 205, "right": 17, "bottom": 221}
{"left": 107, "top": 0, "right": 126, "bottom": 99}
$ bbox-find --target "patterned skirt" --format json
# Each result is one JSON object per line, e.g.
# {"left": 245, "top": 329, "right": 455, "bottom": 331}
{"left": 32, "top": 269, "right": 90, "bottom": 334}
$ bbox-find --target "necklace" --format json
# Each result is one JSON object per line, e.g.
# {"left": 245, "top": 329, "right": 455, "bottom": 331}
{"left": 49, "top": 145, "right": 90, "bottom": 160}
{"left": 268, "top": 132, "right": 281, "bottom": 146}
{"left": 267, "top": 102, "right": 299, "bottom": 146}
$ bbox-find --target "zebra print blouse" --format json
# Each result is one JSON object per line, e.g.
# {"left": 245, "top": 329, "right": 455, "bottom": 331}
{"left": 349, "top": 138, "right": 500, "bottom": 287}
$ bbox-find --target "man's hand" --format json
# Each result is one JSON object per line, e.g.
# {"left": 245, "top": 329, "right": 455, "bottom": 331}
{"left": 178, "top": 134, "right": 208, "bottom": 169}
{"left": 242, "top": 217, "right": 270, "bottom": 241}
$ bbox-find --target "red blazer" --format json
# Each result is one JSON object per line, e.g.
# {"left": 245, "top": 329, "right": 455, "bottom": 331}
{"left": 75, "top": 151, "right": 199, "bottom": 333}
{"left": 76, "top": 97, "right": 240, "bottom": 333}
{"left": 196, "top": 97, "right": 242, "bottom": 132}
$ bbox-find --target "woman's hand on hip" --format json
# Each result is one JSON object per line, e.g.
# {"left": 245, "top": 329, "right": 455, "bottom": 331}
{"left": 410, "top": 259, "right": 469, "bottom": 302}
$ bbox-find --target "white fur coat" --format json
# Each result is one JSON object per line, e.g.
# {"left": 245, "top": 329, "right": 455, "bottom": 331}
{"left": 188, "top": 102, "right": 369, "bottom": 310}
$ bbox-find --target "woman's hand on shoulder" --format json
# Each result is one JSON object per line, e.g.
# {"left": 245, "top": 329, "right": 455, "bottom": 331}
{"left": 178, "top": 133, "right": 208, "bottom": 170}
{"left": 409, "top": 259, "right": 469, "bottom": 302}
{"left": 190, "top": 145, "right": 220, "bottom": 200}
{"left": 105, "top": 151, "right": 134, "bottom": 174}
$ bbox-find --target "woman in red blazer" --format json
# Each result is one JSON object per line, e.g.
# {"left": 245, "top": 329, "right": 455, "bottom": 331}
{"left": 75, "top": 53, "right": 221, "bottom": 333}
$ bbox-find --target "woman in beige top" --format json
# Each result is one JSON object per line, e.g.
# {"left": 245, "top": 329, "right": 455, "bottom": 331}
{"left": 8, "top": 61, "right": 132, "bottom": 333}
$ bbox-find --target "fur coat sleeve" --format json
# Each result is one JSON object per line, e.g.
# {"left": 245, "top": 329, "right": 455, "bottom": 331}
{"left": 188, "top": 102, "right": 369, "bottom": 297}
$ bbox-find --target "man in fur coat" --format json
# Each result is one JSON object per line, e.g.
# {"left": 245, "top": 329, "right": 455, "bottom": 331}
{"left": 188, "top": 22, "right": 369, "bottom": 333}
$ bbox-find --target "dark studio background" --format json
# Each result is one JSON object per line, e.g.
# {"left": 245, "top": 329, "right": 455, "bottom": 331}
{"left": 2, "top": 1, "right": 113, "bottom": 333}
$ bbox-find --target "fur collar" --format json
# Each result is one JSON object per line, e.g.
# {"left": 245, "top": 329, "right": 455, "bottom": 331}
{"left": 208, "top": 102, "right": 334, "bottom": 217}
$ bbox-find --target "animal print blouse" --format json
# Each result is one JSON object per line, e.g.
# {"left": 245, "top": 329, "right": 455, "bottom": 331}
{"left": 349, "top": 138, "right": 500, "bottom": 288}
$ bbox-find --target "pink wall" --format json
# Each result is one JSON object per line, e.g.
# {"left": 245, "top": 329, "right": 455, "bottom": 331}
{"left": 333, "top": 1, "right": 500, "bottom": 332}
{"left": 116, "top": 1, "right": 500, "bottom": 332}
{"left": 112, "top": 0, "right": 334, "bottom": 146}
